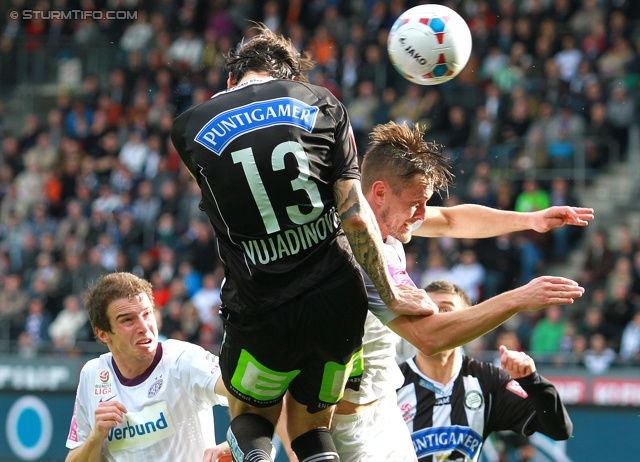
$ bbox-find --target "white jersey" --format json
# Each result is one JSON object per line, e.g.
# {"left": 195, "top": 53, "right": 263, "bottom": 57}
{"left": 348, "top": 236, "right": 412, "bottom": 404}
{"left": 66, "top": 340, "right": 225, "bottom": 462}
{"left": 334, "top": 237, "right": 416, "bottom": 461}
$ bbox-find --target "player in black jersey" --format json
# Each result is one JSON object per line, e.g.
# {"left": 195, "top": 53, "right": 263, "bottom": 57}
{"left": 398, "top": 281, "right": 573, "bottom": 462}
{"left": 171, "top": 26, "right": 434, "bottom": 462}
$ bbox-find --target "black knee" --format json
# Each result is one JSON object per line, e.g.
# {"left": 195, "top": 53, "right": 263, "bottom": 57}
{"left": 291, "top": 428, "right": 340, "bottom": 462}
{"left": 226, "top": 414, "right": 275, "bottom": 462}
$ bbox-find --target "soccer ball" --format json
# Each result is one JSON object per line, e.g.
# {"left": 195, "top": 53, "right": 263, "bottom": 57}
{"left": 387, "top": 4, "right": 472, "bottom": 85}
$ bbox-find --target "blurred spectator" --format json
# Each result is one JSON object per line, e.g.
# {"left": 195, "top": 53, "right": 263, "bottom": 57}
{"left": 17, "top": 297, "right": 52, "bottom": 352}
{"left": 545, "top": 102, "right": 586, "bottom": 168}
{"left": 581, "top": 229, "right": 616, "bottom": 291}
{"left": 548, "top": 177, "right": 581, "bottom": 261}
{"left": 445, "top": 249, "right": 486, "bottom": 304}
{"left": 585, "top": 101, "right": 615, "bottom": 168}
{"left": 48, "top": 294, "right": 89, "bottom": 353}
{"left": 605, "top": 83, "right": 635, "bottom": 160}
{"left": 601, "top": 283, "right": 635, "bottom": 351}
{"left": 530, "top": 305, "right": 567, "bottom": 361}
{"left": 168, "top": 28, "right": 204, "bottom": 70}
{"left": 119, "top": 10, "right": 153, "bottom": 54}
{"left": 389, "top": 85, "right": 426, "bottom": 125}
{"left": 554, "top": 34, "right": 583, "bottom": 83}
{"left": 570, "top": 0, "right": 605, "bottom": 38}
{"left": 583, "top": 333, "right": 616, "bottom": 375}
{"left": 191, "top": 271, "right": 223, "bottom": 331}
{"left": 418, "top": 247, "right": 449, "bottom": 289}
{"left": 0, "top": 274, "right": 29, "bottom": 331}
{"left": 150, "top": 270, "right": 172, "bottom": 309}
{"left": 476, "top": 234, "right": 520, "bottom": 298}
{"left": 514, "top": 179, "right": 550, "bottom": 283}
{"left": 346, "top": 80, "right": 379, "bottom": 155}
{"left": 604, "top": 256, "right": 633, "bottom": 302}
{"left": 619, "top": 310, "right": 640, "bottom": 362}
{"left": 577, "top": 306, "right": 604, "bottom": 342}
{"left": 55, "top": 199, "right": 90, "bottom": 249}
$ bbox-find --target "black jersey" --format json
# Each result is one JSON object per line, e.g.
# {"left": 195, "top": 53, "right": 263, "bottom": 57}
{"left": 397, "top": 355, "right": 572, "bottom": 462}
{"left": 172, "top": 79, "right": 360, "bottom": 314}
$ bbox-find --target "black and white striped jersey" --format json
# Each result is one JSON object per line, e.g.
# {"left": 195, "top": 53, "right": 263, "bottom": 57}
{"left": 397, "top": 354, "right": 572, "bottom": 462}
{"left": 172, "top": 78, "right": 360, "bottom": 314}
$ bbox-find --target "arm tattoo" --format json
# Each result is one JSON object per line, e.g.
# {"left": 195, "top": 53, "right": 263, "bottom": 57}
{"left": 335, "top": 179, "right": 395, "bottom": 306}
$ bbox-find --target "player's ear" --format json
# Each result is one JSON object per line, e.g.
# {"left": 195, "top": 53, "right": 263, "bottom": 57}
{"left": 371, "top": 180, "right": 387, "bottom": 205}
{"left": 95, "top": 328, "right": 111, "bottom": 344}
{"left": 227, "top": 72, "right": 235, "bottom": 89}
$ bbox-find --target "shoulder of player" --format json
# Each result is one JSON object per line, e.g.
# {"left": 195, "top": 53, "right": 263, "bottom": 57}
{"left": 79, "top": 352, "right": 112, "bottom": 373}
{"left": 161, "top": 339, "right": 211, "bottom": 364}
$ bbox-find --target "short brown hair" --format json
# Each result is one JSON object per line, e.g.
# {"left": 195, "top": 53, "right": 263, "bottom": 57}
{"left": 361, "top": 121, "right": 452, "bottom": 195}
{"left": 226, "top": 23, "right": 314, "bottom": 83}
{"left": 423, "top": 280, "right": 472, "bottom": 308}
{"left": 84, "top": 272, "right": 154, "bottom": 334}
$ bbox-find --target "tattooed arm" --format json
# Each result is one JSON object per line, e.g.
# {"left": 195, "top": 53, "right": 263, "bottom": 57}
{"left": 333, "top": 178, "right": 436, "bottom": 316}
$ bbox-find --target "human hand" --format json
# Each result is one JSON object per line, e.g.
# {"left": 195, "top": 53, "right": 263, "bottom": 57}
{"left": 203, "top": 442, "right": 232, "bottom": 462}
{"left": 509, "top": 276, "right": 584, "bottom": 311}
{"left": 388, "top": 285, "right": 439, "bottom": 316}
{"left": 531, "top": 206, "right": 594, "bottom": 233}
{"left": 92, "top": 400, "right": 127, "bottom": 441}
{"left": 499, "top": 345, "right": 536, "bottom": 379}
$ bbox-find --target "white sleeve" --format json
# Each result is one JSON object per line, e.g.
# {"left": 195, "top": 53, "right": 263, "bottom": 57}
{"left": 65, "top": 366, "right": 94, "bottom": 449}
{"left": 173, "top": 342, "right": 226, "bottom": 407}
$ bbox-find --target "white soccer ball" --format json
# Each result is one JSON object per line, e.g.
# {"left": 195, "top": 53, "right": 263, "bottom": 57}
{"left": 387, "top": 4, "right": 472, "bottom": 85}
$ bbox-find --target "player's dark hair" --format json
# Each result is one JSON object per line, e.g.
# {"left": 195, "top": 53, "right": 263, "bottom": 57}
{"left": 360, "top": 121, "right": 452, "bottom": 195}
{"left": 226, "top": 23, "right": 314, "bottom": 83}
{"left": 84, "top": 272, "right": 155, "bottom": 338}
{"left": 423, "top": 280, "right": 472, "bottom": 308}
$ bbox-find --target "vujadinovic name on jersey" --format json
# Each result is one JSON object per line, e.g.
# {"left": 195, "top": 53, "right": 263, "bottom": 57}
{"left": 195, "top": 97, "right": 319, "bottom": 155}
{"left": 240, "top": 207, "right": 339, "bottom": 265}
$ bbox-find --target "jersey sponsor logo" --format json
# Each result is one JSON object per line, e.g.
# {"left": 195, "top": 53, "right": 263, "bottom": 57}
{"left": 195, "top": 97, "right": 319, "bottom": 155}
{"left": 506, "top": 379, "right": 528, "bottom": 398}
{"left": 239, "top": 207, "right": 339, "bottom": 265}
{"left": 434, "top": 396, "right": 451, "bottom": 406}
{"left": 94, "top": 369, "right": 113, "bottom": 396}
{"left": 67, "top": 404, "right": 78, "bottom": 442}
{"left": 400, "top": 402, "right": 414, "bottom": 422}
{"left": 464, "top": 390, "right": 483, "bottom": 410}
{"left": 411, "top": 425, "right": 482, "bottom": 459}
{"left": 106, "top": 401, "right": 175, "bottom": 451}
{"left": 230, "top": 349, "right": 300, "bottom": 404}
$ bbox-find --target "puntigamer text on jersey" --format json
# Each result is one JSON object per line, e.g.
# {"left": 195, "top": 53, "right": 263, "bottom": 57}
{"left": 195, "top": 97, "right": 319, "bottom": 155}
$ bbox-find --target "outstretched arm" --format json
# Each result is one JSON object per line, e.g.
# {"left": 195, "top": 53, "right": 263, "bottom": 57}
{"left": 499, "top": 346, "right": 573, "bottom": 440}
{"left": 388, "top": 276, "right": 584, "bottom": 356}
{"left": 334, "top": 178, "right": 437, "bottom": 316}
{"left": 412, "top": 204, "right": 594, "bottom": 238}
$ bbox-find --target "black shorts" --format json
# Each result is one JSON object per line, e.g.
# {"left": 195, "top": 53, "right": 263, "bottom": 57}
{"left": 219, "top": 264, "right": 368, "bottom": 414}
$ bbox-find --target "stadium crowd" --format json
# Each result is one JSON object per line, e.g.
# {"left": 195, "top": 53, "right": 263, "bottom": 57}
{"left": 1, "top": 0, "right": 640, "bottom": 373}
